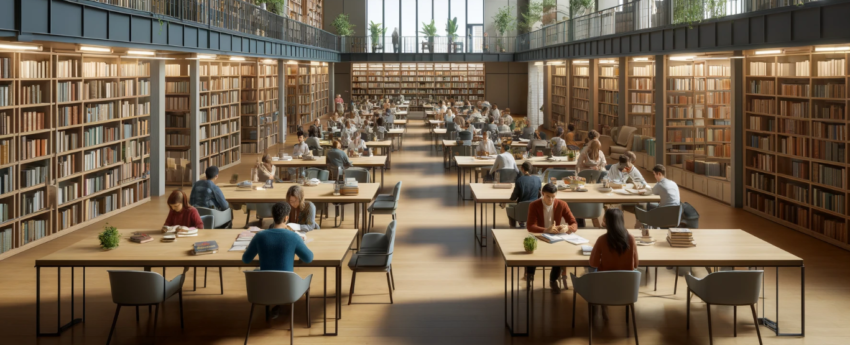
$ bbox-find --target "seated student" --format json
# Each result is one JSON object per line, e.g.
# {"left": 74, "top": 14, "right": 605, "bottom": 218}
{"left": 526, "top": 183, "right": 579, "bottom": 293}
{"left": 498, "top": 119, "right": 511, "bottom": 133}
{"left": 551, "top": 127, "right": 567, "bottom": 156}
{"left": 254, "top": 154, "right": 276, "bottom": 182}
{"left": 562, "top": 124, "right": 583, "bottom": 150}
{"left": 491, "top": 104, "right": 502, "bottom": 121}
{"left": 292, "top": 131, "right": 310, "bottom": 157}
{"left": 457, "top": 119, "right": 474, "bottom": 145}
{"left": 580, "top": 130, "right": 600, "bottom": 154}
{"left": 383, "top": 108, "right": 395, "bottom": 129}
{"left": 164, "top": 190, "right": 204, "bottom": 229}
{"left": 644, "top": 164, "right": 680, "bottom": 209}
{"left": 607, "top": 154, "right": 646, "bottom": 185}
{"left": 348, "top": 131, "right": 368, "bottom": 155}
{"left": 375, "top": 117, "right": 389, "bottom": 139}
{"left": 189, "top": 166, "right": 230, "bottom": 212}
{"left": 311, "top": 119, "right": 324, "bottom": 139}
{"left": 287, "top": 185, "right": 320, "bottom": 231}
{"left": 468, "top": 108, "right": 485, "bottom": 123}
{"left": 506, "top": 161, "right": 540, "bottom": 228}
{"left": 241, "top": 202, "right": 314, "bottom": 319}
{"left": 444, "top": 108, "right": 455, "bottom": 124}
{"left": 490, "top": 148, "right": 519, "bottom": 182}
{"left": 576, "top": 140, "right": 607, "bottom": 172}
{"left": 477, "top": 130, "right": 498, "bottom": 156}
{"left": 305, "top": 127, "right": 322, "bottom": 152}
{"left": 484, "top": 117, "right": 499, "bottom": 135}
{"left": 326, "top": 140, "right": 354, "bottom": 178}
{"left": 500, "top": 109, "right": 513, "bottom": 129}
{"left": 532, "top": 125, "right": 547, "bottom": 140}
{"left": 327, "top": 112, "right": 343, "bottom": 133}
{"left": 590, "top": 208, "right": 639, "bottom": 271}
{"left": 339, "top": 120, "right": 356, "bottom": 148}
{"left": 351, "top": 107, "right": 364, "bottom": 128}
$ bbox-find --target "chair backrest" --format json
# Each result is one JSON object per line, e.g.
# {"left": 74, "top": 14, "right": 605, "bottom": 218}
{"left": 305, "top": 168, "right": 330, "bottom": 181}
{"left": 344, "top": 167, "right": 371, "bottom": 183}
{"left": 497, "top": 168, "right": 519, "bottom": 183}
{"left": 244, "top": 271, "right": 313, "bottom": 306}
{"left": 567, "top": 202, "right": 604, "bottom": 220}
{"left": 200, "top": 215, "right": 214, "bottom": 230}
{"left": 685, "top": 270, "right": 763, "bottom": 305}
{"left": 635, "top": 204, "right": 683, "bottom": 228}
{"left": 311, "top": 148, "right": 324, "bottom": 156}
{"left": 578, "top": 169, "right": 603, "bottom": 183}
{"left": 570, "top": 270, "right": 641, "bottom": 305}
{"left": 108, "top": 270, "right": 166, "bottom": 305}
{"left": 544, "top": 168, "right": 576, "bottom": 181}
{"left": 454, "top": 144, "right": 474, "bottom": 157}
{"left": 458, "top": 130, "right": 473, "bottom": 141}
{"left": 391, "top": 181, "right": 403, "bottom": 203}
{"left": 514, "top": 200, "right": 534, "bottom": 223}
{"left": 472, "top": 122, "right": 484, "bottom": 129}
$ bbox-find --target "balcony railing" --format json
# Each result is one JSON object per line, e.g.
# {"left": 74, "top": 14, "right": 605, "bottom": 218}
{"left": 517, "top": 0, "right": 821, "bottom": 52}
{"left": 339, "top": 36, "right": 517, "bottom": 54}
{"left": 81, "top": 0, "right": 338, "bottom": 51}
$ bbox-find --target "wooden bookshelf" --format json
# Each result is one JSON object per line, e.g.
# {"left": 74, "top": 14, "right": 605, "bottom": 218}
{"left": 296, "top": 62, "right": 314, "bottom": 130}
{"left": 288, "top": 0, "right": 303, "bottom": 23}
{"left": 199, "top": 60, "right": 241, "bottom": 173}
{"left": 569, "top": 60, "right": 591, "bottom": 138}
{"left": 663, "top": 54, "right": 734, "bottom": 205}
{"left": 743, "top": 46, "right": 850, "bottom": 250}
{"left": 285, "top": 62, "right": 298, "bottom": 133}
{"left": 549, "top": 62, "right": 568, "bottom": 129}
{"left": 350, "top": 62, "right": 486, "bottom": 107}
{"left": 164, "top": 60, "right": 191, "bottom": 185}
{"left": 0, "top": 49, "right": 150, "bottom": 259}
{"left": 313, "top": 62, "right": 329, "bottom": 120}
{"left": 596, "top": 59, "right": 619, "bottom": 136}
{"left": 304, "top": 0, "right": 323, "bottom": 28}
{"left": 627, "top": 56, "right": 657, "bottom": 170}
{"left": 240, "top": 60, "right": 278, "bottom": 154}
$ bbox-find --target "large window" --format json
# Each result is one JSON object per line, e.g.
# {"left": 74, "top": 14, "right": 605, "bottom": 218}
{"left": 367, "top": 0, "right": 383, "bottom": 52}
{"left": 384, "top": 0, "right": 400, "bottom": 51}
{"left": 434, "top": 0, "right": 449, "bottom": 37}
{"left": 367, "top": 0, "right": 489, "bottom": 53}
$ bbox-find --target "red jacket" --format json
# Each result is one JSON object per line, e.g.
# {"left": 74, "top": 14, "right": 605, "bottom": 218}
{"left": 164, "top": 206, "right": 205, "bottom": 229}
{"left": 526, "top": 199, "right": 577, "bottom": 233}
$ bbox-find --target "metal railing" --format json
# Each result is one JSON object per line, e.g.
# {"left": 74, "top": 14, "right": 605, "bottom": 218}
{"left": 82, "top": 0, "right": 338, "bottom": 51}
{"left": 339, "top": 36, "right": 517, "bottom": 54}
{"left": 517, "top": 0, "right": 820, "bottom": 52}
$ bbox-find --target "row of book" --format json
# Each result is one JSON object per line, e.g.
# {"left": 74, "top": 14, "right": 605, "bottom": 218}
{"left": 20, "top": 85, "right": 44, "bottom": 105}
{"left": 165, "top": 64, "right": 186, "bottom": 77}
{"left": 816, "top": 58, "right": 845, "bottom": 77}
{"left": 83, "top": 145, "right": 120, "bottom": 171}
{"left": 747, "top": 190, "right": 776, "bottom": 215}
{"left": 778, "top": 136, "right": 807, "bottom": 156}
{"left": 599, "top": 66, "right": 619, "bottom": 77}
{"left": 58, "top": 181, "right": 79, "bottom": 205}
{"left": 83, "top": 168, "right": 119, "bottom": 196}
{"left": 20, "top": 219, "right": 47, "bottom": 245}
{"left": 87, "top": 193, "right": 118, "bottom": 221}
{"left": 0, "top": 228, "right": 11, "bottom": 254}
{"left": 812, "top": 212, "right": 847, "bottom": 243}
{"left": 812, "top": 140, "right": 845, "bottom": 164}
{"left": 20, "top": 61, "right": 50, "bottom": 79}
{"left": 22, "top": 190, "right": 45, "bottom": 215}
{"left": 813, "top": 188, "right": 845, "bottom": 213}
{"left": 778, "top": 158, "right": 809, "bottom": 179}
{"left": 83, "top": 125, "right": 120, "bottom": 147}
{"left": 812, "top": 83, "right": 845, "bottom": 98}
{"left": 21, "top": 164, "right": 47, "bottom": 188}
{"left": 779, "top": 180, "right": 808, "bottom": 203}
{"left": 748, "top": 80, "right": 775, "bottom": 95}
{"left": 749, "top": 172, "right": 775, "bottom": 193}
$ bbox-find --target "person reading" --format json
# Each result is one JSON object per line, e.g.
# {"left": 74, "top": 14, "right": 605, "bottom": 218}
{"left": 607, "top": 155, "right": 646, "bottom": 185}
{"left": 590, "top": 209, "right": 639, "bottom": 271}
{"left": 287, "top": 185, "right": 320, "bottom": 231}
{"left": 189, "top": 166, "right": 229, "bottom": 212}
{"left": 254, "top": 154, "right": 276, "bottom": 182}
{"left": 506, "top": 162, "right": 540, "bottom": 228}
{"left": 526, "top": 183, "right": 579, "bottom": 293}
{"left": 477, "top": 130, "right": 497, "bottom": 156}
{"left": 164, "top": 190, "right": 204, "bottom": 229}
{"left": 576, "top": 140, "right": 607, "bottom": 172}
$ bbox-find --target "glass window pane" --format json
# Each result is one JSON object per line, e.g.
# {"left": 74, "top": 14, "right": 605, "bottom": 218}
{"left": 434, "top": 0, "right": 448, "bottom": 36}
{"left": 451, "top": 0, "right": 465, "bottom": 40}
{"left": 468, "top": 0, "right": 483, "bottom": 24}
{"left": 367, "top": 0, "right": 383, "bottom": 52}
{"left": 417, "top": 0, "right": 432, "bottom": 41}
{"left": 401, "top": 1, "right": 417, "bottom": 52}
{"left": 385, "top": 0, "right": 399, "bottom": 51}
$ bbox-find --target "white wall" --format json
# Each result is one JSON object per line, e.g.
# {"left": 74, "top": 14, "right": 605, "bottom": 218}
{"left": 599, "top": 0, "right": 620, "bottom": 10}
{"left": 527, "top": 62, "right": 544, "bottom": 129}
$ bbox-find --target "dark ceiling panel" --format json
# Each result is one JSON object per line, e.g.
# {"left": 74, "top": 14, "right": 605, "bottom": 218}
{"left": 765, "top": 12, "right": 792, "bottom": 43}
{"left": 107, "top": 13, "right": 130, "bottom": 42}
{"left": 131, "top": 17, "right": 152, "bottom": 44}
{"left": 83, "top": 8, "right": 107, "bottom": 40}
{"left": 792, "top": 8, "right": 820, "bottom": 42}
{"left": 700, "top": 23, "right": 716, "bottom": 48}
{"left": 822, "top": 3, "right": 850, "bottom": 40}
{"left": 750, "top": 16, "right": 765, "bottom": 44}
{"left": 717, "top": 21, "right": 732, "bottom": 47}
{"left": 51, "top": 1, "right": 81, "bottom": 37}
{"left": 21, "top": 0, "right": 48, "bottom": 34}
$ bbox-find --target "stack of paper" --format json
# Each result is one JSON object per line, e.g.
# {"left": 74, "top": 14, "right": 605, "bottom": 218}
{"left": 176, "top": 227, "right": 198, "bottom": 238}
{"left": 540, "top": 233, "right": 590, "bottom": 245}
{"left": 229, "top": 231, "right": 255, "bottom": 252}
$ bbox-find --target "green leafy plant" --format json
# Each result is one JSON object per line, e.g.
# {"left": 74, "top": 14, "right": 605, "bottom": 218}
{"left": 673, "top": 0, "right": 727, "bottom": 28}
{"left": 255, "top": 0, "right": 286, "bottom": 15}
{"left": 567, "top": 150, "right": 576, "bottom": 161}
{"left": 492, "top": 5, "right": 517, "bottom": 52}
{"left": 331, "top": 13, "right": 355, "bottom": 36}
{"left": 445, "top": 17, "right": 459, "bottom": 42}
{"left": 420, "top": 20, "right": 438, "bottom": 40}
{"left": 369, "top": 21, "right": 388, "bottom": 50}
{"left": 524, "top": 234, "right": 538, "bottom": 253}
{"left": 570, "top": 0, "right": 595, "bottom": 17}
{"left": 519, "top": 1, "right": 545, "bottom": 33}
{"left": 98, "top": 224, "right": 121, "bottom": 250}
{"left": 543, "top": 0, "right": 557, "bottom": 11}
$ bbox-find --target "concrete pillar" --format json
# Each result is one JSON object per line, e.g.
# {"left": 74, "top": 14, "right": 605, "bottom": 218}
{"left": 150, "top": 60, "right": 166, "bottom": 196}
{"left": 732, "top": 52, "right": 744, "bottom": 208}
{"left": 188, "top": 60, "right": 200, "bottom": 183}
{"left": 278, "top": 59, "right": 286, "bottom": 144}
{"left": 528, "top": 61, "right": 544, "bottom": 129}
{"left": 654, "top": 54, "right": 664, "bottom": 165}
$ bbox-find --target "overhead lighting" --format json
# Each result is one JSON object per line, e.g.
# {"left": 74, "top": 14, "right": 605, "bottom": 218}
{"left": 633, "top": 57, "right": 649, "bottom": 62}
{"left": 669, "top": 56, "right": 695, "bottom": 61}
{"left": 729, "top": 56, "right": 745, "bottom": 59}
{"left": 229, "top": 57, "right": 246, "bottom": 61}
{"left": 311, "top": 61, "right": 321, "bottom": 65}
{"left": 127, "top": 50, "right": 156, "bottom": 56}
{"left": 599, "top": 59, "right": 616, "bottom": 64}
{"left": 547, "top": 61, "right": 564, "bottom": 65}
{"left": 286, "top": 60, "right": 299, "bottom": 65}
{"left": 79, "top": 46, "right": 112, "bottom": 53}
{"left": 0, "top": 43, "right": 42, "bottom": 51}
{"left": 573, "top": 60, "right": 589, "bottom": 64}
{"left": 262, "top": 59, "right": 276, "bottom": 64}
{"left": 185, "top": 54, "right": 216, "bottom": 60}
{"left": 534, "top": 62, "right": 543, "bottom": 66}
{"left": 120, "top": 56, "right": 175, "bottom": 60}
{"left": 694, "top": 57, "right": 731, "bottom": 61}
{"left": 754, "top": 49, "right": 781, "bottom": 55}
{"left": 815, "top": 46, "right": 850, "bottom": 52}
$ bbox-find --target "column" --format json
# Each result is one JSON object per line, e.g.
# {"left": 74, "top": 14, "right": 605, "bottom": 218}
{"left": 278, "top": 59, "right": 286, "bottom": 143}
{"left": 528, "top": 61, "right": 544, "bottom": 129}
{"left": 653, "top": 54, "right": 664, "bottom": 165}
{"left": 618, "top": 56, "right": 627, "bottom": 126}
{"left": 150, "top": 60, "right": 166, "bottom": 196}
{"left": 732, "top": 52, "right": 744, "bottom": 207}
{"left": 188, "top": 59, "right": 200, "bottom": 183}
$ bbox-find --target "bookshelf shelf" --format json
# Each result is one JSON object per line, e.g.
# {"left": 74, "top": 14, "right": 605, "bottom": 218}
{"left": 240, "top": 60, "right": 278, "bottom": 154}
{"left": 351, "top": 63, "right": 485, "bottom": 109}
{"left": 569, "top": 61, "right": 591, "bottom": 137}
{"left": 596, "top": 60, "right": 619, "bottom": 136}
{"left": 165, "top": 60, "right": 191, "bottom": 185}
{"left": 199, "top": 60, "right": 241, "bottom": 173}
{"left": 549, "top": 62, "right": 568, "bottom": 129}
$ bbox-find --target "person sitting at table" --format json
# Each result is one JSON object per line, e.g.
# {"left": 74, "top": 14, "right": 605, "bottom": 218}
{"left": 590, "top": 208, "right": 639, "bottom": 272}
{"left": 292, "top": 131, "right": 309, "bottom": 157}
{"left": 500, "top": 111, "right": 513, "bottom": 130}
{"left": 531, "top": 125, "right": 547, "bottom": 140}
{"left": 562, "top": 124, "right": 583, "bottom": 150}
{"left": 383, "top": 109, "right": 395, "bottom": 129}
{"left": 444, "top": 107, "right": 455, "bottom": 124}
{"left": 576, "top": 140, "right": 606, "bottom": 172}
{"left": 506, "top": 161, "right": 539, "bottom": 228}
{"left": 551, "top": 127, "right": 567, "bottom": 156}
{"left": 189, "top": 166, "right": 232, "bottom": 226}
{"left": 339, "top": 120, "right": 356, "bottom": 148}
{"left": 457, "top": 120, "right": 474, "bottom": 144}
{"left": 326, "top": 140, "right": 353, "bottom": 179}
{"left": 643, "top": 165, "right": 680, "bottom": 210}
{"left": 484, "top": 117, "right": 499, "bottom": 135}
{"left": 328, "top": 113, "right": 344, "bottom": 133}
{"left": 607, "top": 154, "right": 646, "bottom": 185}
{"left": 254, "top": 154, "right": 276, "bottom": 182}
{"left": 477, "top": 130, "right": 498, "bottom": 156}
{"left": 490, "top": 148, "right": 520, "bottom": 182}
{"left": 462, "top": 100, "right": 472, "bottom": 112}
{"left": 526, "top": 183, "right": 579, "bottom": 293}
{"left": 491, "top": 104, "right": 502, "bottom": 121}
{"left": 469, "top": 108, "right": 484, "bottom": 123}
{"left": 287, "top": 185, "right": 320, "bottom": 231}
{"left": 498, "top": 119, "right": 511, "bottom": 133}
{"left": 305, "top": 127, "right": 322, "bottom": 153}
{"left": 164, "top": 190, "right": 204, "bottom": 229}
{"left": 310, "top": 119, "right": 324, "bottom": 139}
{"left": 348, "top": 131, "right": 368, "bottom": 155}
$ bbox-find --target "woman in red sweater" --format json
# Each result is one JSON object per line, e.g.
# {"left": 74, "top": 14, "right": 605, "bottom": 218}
{"left": 164, "top": 190, "right": 204, "bottom": 229}
{"left": 589, "top": 209, "right": 638, "bottom": 271}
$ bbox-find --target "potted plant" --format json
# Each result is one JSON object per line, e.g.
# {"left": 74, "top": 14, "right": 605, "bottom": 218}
{"left": 542, "top": 0, "right": 558, "bottom": 25}
{"left": 331, "top": 13, "right": 356, "bottom": 52}
{"left": 99, "top": 224, "right": 121, "bottom": 250}
{"left": 492, "top": 5, "right": 516, "bottom": 53}
{"left": 368, "top": 21, "right": 387, "bottom": 52}
{"left": 524, "top": 234, "right": 538, "bottom": 253}
{"left": 420, "top": 20, "right": 437, "bottom": 53}
{"left": 566, "top": 150, "right": 577, "bottom": 161}
{"left": 519, "top": 0, "right": 544, "bottom": 33}
{"left": 445, "top": 17, "right": 459, "bottom": 52}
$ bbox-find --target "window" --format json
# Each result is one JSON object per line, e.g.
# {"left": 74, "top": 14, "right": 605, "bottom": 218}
{"left": 434, "top": 0, "right": 449, "bottom": 36}
{"left": 384, "top": 0, "right": 400, "bottom": 51}
{"left": 451, "top": 0, "right": 466, "bottom": 39}
{"left": 418, "top": 0, "right": 433, "bottom": 47}
{"left": 367, "top": 0, "right": 383, "bottom": 52}
{"left": 468, "top": 0, "right": 483, "bottom": 24}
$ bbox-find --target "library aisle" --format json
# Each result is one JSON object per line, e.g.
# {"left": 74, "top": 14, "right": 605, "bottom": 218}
{"left": 0, "top": 115, "right": 845, "bottom": 344}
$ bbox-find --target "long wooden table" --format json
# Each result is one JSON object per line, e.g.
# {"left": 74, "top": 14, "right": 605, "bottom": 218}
{"left": 470, "top": 182, "right": 660, "bottom": 247}
{"left": 35, "top": 229, "right": 357, "bottom": 336}
{"left": 494, "top": 229, "right": 805, "bottom": 337}
{"left": 271, "top": 156, "right": 389, "bottom": 189}
{"left": 441, "top": 140, "right": 527, "bottom": 168}
{"left": 455, "top": 156, "right": 578, "bottom": 200}
{"left": 319, "top": 140, "right": 394, "bottom": 169}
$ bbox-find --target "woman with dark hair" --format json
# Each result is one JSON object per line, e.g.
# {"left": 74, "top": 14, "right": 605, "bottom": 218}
{"left": 286, "top": 185, "right": 320, "bottom": 231}
{"left": 589, "top": 209, "right": 639, "bottom": 271}
{"left": 255, "top": 154, "right": 276, "bottom": 182}
{"left": 164, "top": 190, "right": 204, "bottom": 228}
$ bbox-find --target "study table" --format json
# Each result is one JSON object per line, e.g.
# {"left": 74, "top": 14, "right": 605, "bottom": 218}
{"left": 470, "top": 183, "right": 660, "bottom": 247}
{"left": 441, "top": 140, "right": 528, "bottom": 168}
{"left": 386, "top": 128, "right": 405, "bottom": 150}
{"left": 493, "top": 229, "right": 805, "bottom": 337}
{"left": 271, "top": 156, "right": 389, "bottom": 188}
{"left": 35, "top": 229, "right": 357, "bottom": 336}
{"left": 319, "top": 140, "right": 394, "bottom": 169}
{"left": 454, "top": 156, "right": 578, "bottom": 200}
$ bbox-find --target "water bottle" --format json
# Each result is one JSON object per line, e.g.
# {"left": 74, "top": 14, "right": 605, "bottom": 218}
{"left": 494, "top": 171, "right": 501, "bottom": 184}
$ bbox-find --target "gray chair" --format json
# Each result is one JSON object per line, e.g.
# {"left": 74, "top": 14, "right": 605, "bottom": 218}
{"left": 496, "top": 168, "right": 519, "bottom": 183}
{"left": 348, "top": 221, "right": 396, "bottom": 305}
{"left": 506, "top": 200, "right": 533, "bottom": 228}
{"left": 571, "top": 270, "right": 641, "bottom": 345}
{"left": 200, "top": 215, "right": 214, "bottom": 230}
{"left": 567, "top": 202, "right": 604, "bottom": 228}
{"left": 578, "top": 169, "right": 605, "bottom": 184}
{"left": 244, "top": 271, "right": 313, "bottom": 345}
{"left": 106, "top": 268, "right": 189, "bottom": 345}
{"left": 245, "top": 203, "right": 275, "bottom": 228}
{"left": 635, "top": 204, "right": 686, "bottom": 293}
{"left": 305, "top": 168, "right": 329, "bottom": 181}
{"left": 368, "top": 181, "right": 402, "bottom": 232}
{"left": 196, "top": 206, "right": 232, "bottom": 229}
{"left": 543, "top": 168, "right": 576, "bottom": 182}
{"left": 333, "top": 168, "right": 372, "bottom": 227}
{"left": 686, "top": 271, "right": 764, "bottom": 345}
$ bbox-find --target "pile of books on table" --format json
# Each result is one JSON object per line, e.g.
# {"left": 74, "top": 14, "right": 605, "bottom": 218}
{"left": 130, "top": 232, "right": 153, "bottom": 244}
{"left": 229, "top": 231, "right": 255, "bottom": 252}
{"left": 192, "top": 240, "right": 219, "bottom": 255}
{"left": 667, "top": 228, "right": 696, "bottom": 247}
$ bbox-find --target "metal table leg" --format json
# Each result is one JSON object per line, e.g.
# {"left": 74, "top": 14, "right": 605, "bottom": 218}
{"left": 759, "top": 266, "right": 805, "bottom": 336}
{"left": 37, "top": 267, "right": 84, "bottom": 336}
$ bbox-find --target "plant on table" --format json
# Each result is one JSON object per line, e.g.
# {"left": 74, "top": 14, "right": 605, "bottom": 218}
{"left": 99, "top": 224, "right": 121, "bottom": 250}
{"left": 369, "top": 21, "right": 388, "bottom": 52}
{"left": 524, "top": 234, "right": 538, "bottom": 253}
{"left": 420, "top": 20, "right": 438, "bottom": 52}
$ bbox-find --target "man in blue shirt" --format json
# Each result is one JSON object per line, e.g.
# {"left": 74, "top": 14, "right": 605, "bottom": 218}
{"left": 242, "top": 202, "right": 314, "bottom": 318}
{"left": 189, "top": 166, "right": 230, "bottom": 211}
{"left": 506, "top": 162, "right": 540, "bottom": 228}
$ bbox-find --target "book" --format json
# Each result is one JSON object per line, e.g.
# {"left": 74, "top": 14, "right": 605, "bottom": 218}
{"left": 667, "top": 228, "right": 696, "bottom": 247}
{"left": 161, "top": 234, "right": 176, "bottom": 242}
{"left": 581, "top": 245, "right": 593, "bottom": 256}
{"left": 130, "top": 233, "right": 153, "bottom": 243}
{"left": 193, "top": 240, "right": 219, "bottom": 253}
{"left": 192, "top": 249, "right": 218, "bottom": 255}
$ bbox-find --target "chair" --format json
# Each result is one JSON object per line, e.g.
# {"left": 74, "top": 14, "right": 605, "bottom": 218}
{"left": 243, "top": 271, "right": 313, "bottom": 345}
{"left": 368, "top": 181, "right": 402, "bottom": 232}
{"left": 686, "top": 271, "right": 764, "bottom": 345}
{"left": 305, "top": 168, "right": 329, "bottom": 181}
{"left": 245, "top": 203, "right": 275, "bottom": 228}
{"left": 200, "top": 215, "right": 214, "bottom": 230}
{"left": 543, "top": 168, "right": 576, "bottom": 182}
{"left": 578, "top": 170, "right": 604, "bottom": 184}
{"left": 452, "top": 144, "right": 473, "bottom": 168}
{"left": 506, "top": 200, "right": 533, "bottom": 228}
{"left": 196, "top": 206, "right": 232, "bottom": 229}
{"left": 635, "top": 204, "right": 685, "bottom": 293}
{"left": 496, "top": 168, "right": 518, "bottom": 183}
{"left": 349, "top": 221, "right": 396, "bottom": 305}
{"left": 600, "top": 126, "right": 637, "bottom": 161}
{"left": 106, "top": 268, "right": 189, "bottom": 345}
{"left": 332, "top": 168, "right": 372, "bottom": 227}
{"left": 570, "top": 271, "right": 641, "bottom": 345}
{"left": 568, "top": 202, "right": 604, "bottom": 228}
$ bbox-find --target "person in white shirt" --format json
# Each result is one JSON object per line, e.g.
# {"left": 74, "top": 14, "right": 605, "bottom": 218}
{"left": 491, "top": 105, "right": 501, "bottom": 120}
{"left": 490, "top": 150, "right": 519, "bottom": 177}
{"left": 498, "top": 119, "right": 511, "bottom": 133}
{"left": 289, "top": 131, "right": 310, "bottom": 179}
{"left": 607, "top": 155, "right": 646, "bottom": 185}
{"left": 477, "top": 130, "right": 498, "bottom": 156}
{"left": 469, "top": 109, "right": 484, "bottom": 123}
{"left": 444, "top": 109, "right": 454, "bottom": 124}
{"left": 550, "top": 127, "right": 567, "bottom": 156}
{"left": 576, "top": 140, "right": 607, "bottom": 172}
{"left": 644, "top": 165, "right": 680, "bottom": 209}
{"left": 348, "top": 131, "right": 367, "bottom": 155}
{"left": 579, "top": 130, "right": 600, "bottom": 154}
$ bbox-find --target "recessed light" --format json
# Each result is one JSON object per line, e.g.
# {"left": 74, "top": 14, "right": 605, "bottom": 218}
{"left": 229, "top": 57, "right": 246, "bottom": 61}
{"left": 670, "top": 56, "right": 695, "bottom": 61}
{"left": 547, "top": 61, "right": 564, "bottom": 65}
{"left": 573, "top": 60, "right": 589, "bottom": 64}
{"left": 0, "top": 44, "right": 42, "bottom": 51}
{"left": 754, "top": 50, "right": 782, "bottom": 55}
{"left": 815, "top": 46, "right": 850, "bottom": 52}
{"left": 599, "top": 59, "right": 616, "bottom": 64}
{"left": 79, "top": 46, "right": 112, "bottom": 53}
{"left": 633, "top": 57, "right": 649, "bottom": 62}
{"left": 127, "top": 50, "right": 156, "bottom": 56}
{"left": 119, "top": 56, "right": 175, "bottom": 60}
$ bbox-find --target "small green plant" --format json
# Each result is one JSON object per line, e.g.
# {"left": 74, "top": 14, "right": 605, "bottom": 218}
{"left": 98, "top": 224, "right": 121, "bottom": 250}
{"left": 493, "top": 5, "right": 517, "bottom": 38}
{"left": 519, "top": 1, "right": 545, "bottom": 33}
{"left": 446, "top": 17, "right": 459, "bottom": 42}
{"left": 420, "top": 20, "right": 438, "bottom": 40}
{"left": 331, "top": 13, "right": 355, "bottom": 36}
{"left": 369, "top": 21, "right": 388, "bottom": 50}
{"left": 524, "top": 234, "right": 538, "bottom": 253}
{"left": 570, "top": 0, "right": 595, "bottom": 17}
{"left": 566, "top": 150, "right": 577, "bottom": 161}
{"left": 673, "top": 0, "right": 727, "bottom": 28}
{"left": 255, "top": 0, "right": 286, "bottom": 15}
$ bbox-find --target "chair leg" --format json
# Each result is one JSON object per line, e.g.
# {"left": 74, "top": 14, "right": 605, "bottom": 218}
{"left": 244, "top": 210, "right": 251, "bottom": 229}
{"left": 625, "top": 304, "right": 630, "bottom": 337}
{"left": 290, "top": 304, "right": 295, "bottom": 345}
{"left": 106, "top": 305, "right": 121, "bottom": 345}
{"left": 386, "top": 272, "right": 394, "bottom": 304}
{"left": 686, "top": 288, "right": 691, "bottom": 330}
{"left": 588, "top": 303, "right": 593, "bottom": 345}
{"left": 389, "top": 264, "right": 395, "bottom": 290}
{"left": 348, "top": 272, "right": 357, "bottom": 305}
{"left": 179, "top": 291, "right": 185, "bottom": 329}
{"left": 706, "top": 303, "right": 713, "bottom": 345}
{"left": 734, "top": 306, "right": 737, "bottom": 337}
{"left": 571, "top": 290, "right": 577, "bottom": 329}
{"left": 750, "top": 304, "right": 763, "bottom": 345}
{"left": 152, "top": 303, "right": 159, "bottom": 339}
{"left": 220, "top": 268, "right": 224, "bottom": 295}
{"left": 630, "top": 303, "right": 639, "bottom": 345}
{"left": 244, "top": 304, "right": 255, "bottom": 345}
{"left": 674, "top": 267, "right": 679, "bottom": 294}
{"left": 306, "top": 288, "right": 311, "bottom": 328}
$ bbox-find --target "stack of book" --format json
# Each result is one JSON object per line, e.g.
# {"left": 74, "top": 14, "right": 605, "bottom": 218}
{"left": 176, "top": 227, "right": 198, "bottom": 238}
{"left": 129, "top": 232, "right": 153, "bottom": 244}
{"left": 192, "top": 241, "right": 219, "bottom": 255}
{"left": 667, "top": 228, "right": 696, "bottom": 247}
{"left": 161, "top": 234, "right": 176, "bottom": 243}
{"left": 341, "top": 177, "right": 359, "bottom": 195}
{"left": 229, "top": 231, "right": 255, "bottom": 252}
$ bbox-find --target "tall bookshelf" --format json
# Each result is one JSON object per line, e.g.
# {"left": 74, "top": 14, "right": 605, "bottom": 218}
{"left": 199, "top": 60, "right": 241, "bottom": 174}
{"left": 0, "top": 49, "right": 150, "bottom": 259}
{"left": 569, "top": 60, "right": 591, "bottom": 136}
{"left": 350, "top": 63, "right": 486, "bottom": 105}
{"left": 296, "top": 62, "right": 313, "bottom": 130}
{"left": 288, "top": 0, "right": 303, "bottom": 22}
{"left": 285, "top": 62, "right": 298, "bottom": 132}
{"left": 304, "top": 0, "right": 323, "bottom": 28}
{"left": 627, "top": 56, "right": 657, "bottom": 170}
{"left": 313, "top": 62, "right": 329, "bottom": 119}
{"left": 596, "top": 59, "right": 619, "bottom": 136}
{"left": 664, "top": 54, "right": 734, "bottom": 204}
{"left": 744, "top": 46, "right": 850, "bottom": 250}
{"left": 550, "top": 62, "right": 568, "bottom": 128}
{"left": 240, "top": 60, "right": 278, "bottom": 154}
{"left": 164, "top": 60, "right": 191, "bottom": 185}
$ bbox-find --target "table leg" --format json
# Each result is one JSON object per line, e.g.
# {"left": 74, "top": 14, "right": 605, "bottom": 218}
{"left": 36, "top": 267, "right": 84, "bottom": 336}
{"left": 759, "top": 266, "right": 805, "bottom": 336}
{"left": 505, "top": 266, "right": 530, "bottom": 336}
{"left": 473, "top": 201, "right": 477, "bottom": 244}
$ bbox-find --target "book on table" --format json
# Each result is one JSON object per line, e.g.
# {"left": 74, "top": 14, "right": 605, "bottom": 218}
{"left": 193, "top": 240, "right": 219, "bottom": 255}
{"left": 667, "top": 228, "right": 696, "bottom": 247}
{"left": 130, "top": 233, "right": 153, "bottom": 244}
{"left": 536, "top": 233, "right": 590, "bottom": 245}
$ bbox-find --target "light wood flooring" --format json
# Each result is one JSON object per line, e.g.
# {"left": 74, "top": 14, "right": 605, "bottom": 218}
{"left": 0, "top": 114, "right": 847, "bottom": 344}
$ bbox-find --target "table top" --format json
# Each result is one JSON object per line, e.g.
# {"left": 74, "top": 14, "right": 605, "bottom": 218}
{"left": 36, "top": 229, "right": 357, "bottom": 267}
{"left": 469, "top": 183, "right": 661, "bottom": 203}
{"left": 429, "top": 120, "right": 445, "bottom": 125}
{"left": 493, "top": 229, "right": 803, "bottom": 267}
{"left": 219, "top": 182, "right": 380, "bottom": 203}
{"left": 442, "top": 140, "right": 526, "bottom": 148}
{"left": 271, "top": 156, "right": 388, "bottom": 168}
{"left": 388, "top": 128, "right": 404, "bottom": 135}
{"left": 319, "top": 140, "right": 392, "bottom": 148}
{"left": 393, "top": 119, "right": 408, "bottom": 125}
{"left": 454, "top": 156, "right": 578, "bottom": 168}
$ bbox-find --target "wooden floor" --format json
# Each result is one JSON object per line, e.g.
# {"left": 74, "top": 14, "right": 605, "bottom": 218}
{"left": 1, "top": 114, "right": 847, "bottom": 344}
